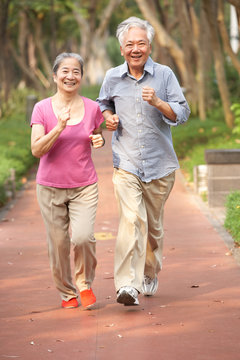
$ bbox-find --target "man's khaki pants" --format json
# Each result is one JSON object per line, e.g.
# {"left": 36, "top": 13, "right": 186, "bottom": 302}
{"left": 37, "top": 183, "right": 98, "bottom": 301}
{"left": 113, "top": 168, "right": 175, "bottom": 293}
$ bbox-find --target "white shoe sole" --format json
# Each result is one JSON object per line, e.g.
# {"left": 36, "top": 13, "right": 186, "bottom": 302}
{"left": 142, "top": 277, "right": 158, "bottom": 296}
{"left": 117, "top": 290, "right": 139, "bottom": 306}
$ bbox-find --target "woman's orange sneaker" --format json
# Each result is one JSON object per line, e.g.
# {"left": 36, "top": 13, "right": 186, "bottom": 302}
{"left": 61, "top": 298, "right": 79, "bottom": 309}
{"left": 80, "top": 288, "right": 96, "bottom": 308}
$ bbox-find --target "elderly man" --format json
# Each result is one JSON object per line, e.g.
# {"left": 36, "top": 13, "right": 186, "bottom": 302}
{"left": 97, "top": 17, "right": 190, "bottom": 306}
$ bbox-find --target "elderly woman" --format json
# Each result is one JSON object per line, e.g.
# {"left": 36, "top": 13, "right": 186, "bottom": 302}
{"left": 31, "top": 52, "right": 104, "bottom": 309}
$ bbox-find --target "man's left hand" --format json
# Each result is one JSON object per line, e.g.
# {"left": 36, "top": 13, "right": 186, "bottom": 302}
{"left": 142, "top": 86, "right": 176, "bottom": 122}
{"left": 89, "top": 134, "right": 105, "bottom": 148}
{"left": 142, "top": 86, "right": 159, "bottom": 106}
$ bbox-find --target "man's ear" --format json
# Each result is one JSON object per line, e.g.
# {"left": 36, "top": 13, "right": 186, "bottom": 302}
{"left": 120, "top": 46, "right": 124, "bottom": 56}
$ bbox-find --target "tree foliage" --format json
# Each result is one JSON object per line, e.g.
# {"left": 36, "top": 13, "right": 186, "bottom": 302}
{"left": 0, "top": 0, "right": 239, "bottom": 128}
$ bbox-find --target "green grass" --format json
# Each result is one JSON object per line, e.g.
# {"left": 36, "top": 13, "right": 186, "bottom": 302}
{"left": 172, "top": 114, "right": 240, "bottom": 245}
{"left": 224, "top": 191, "right": 240, "bottom": 245}
{"left": 172, "top": 116, "right": 240, "bottom": 182}
{"left": 81, "top": 84, "right": 101, "bottom": 100}
{"left": 0, "top": 113, "right": 37, "bottom": 206}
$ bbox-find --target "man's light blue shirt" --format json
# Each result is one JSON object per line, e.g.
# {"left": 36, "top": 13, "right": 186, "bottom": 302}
{"left": 97, "top": 57, "right": 190, "bottom": 182}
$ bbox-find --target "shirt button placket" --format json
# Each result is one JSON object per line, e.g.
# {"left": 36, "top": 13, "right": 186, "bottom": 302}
{"left": 135, "top": 82, "right": 146, "bottom": 177}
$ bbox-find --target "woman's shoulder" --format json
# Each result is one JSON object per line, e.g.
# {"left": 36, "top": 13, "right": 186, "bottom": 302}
{"left": 35, "top": 97, "right": 52, "bottom": 109}
{"left": 81, "top": 96, "right": 103, "bottom": 123}
{"left": 81, "top": 96, "right": 99, "bottom": 108}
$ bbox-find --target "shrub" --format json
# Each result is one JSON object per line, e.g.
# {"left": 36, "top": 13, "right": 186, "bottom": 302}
{"left": 81, "top": 84, "right": 101, "bottom": 100}
{"left": 0, "top": 112, "right": 37, "bottom": 206}
{"left": 224, "top": 191, "right": 240, "bottom": 245}
{"left": 231, "top": 103, "right": 240, "bottom": 135}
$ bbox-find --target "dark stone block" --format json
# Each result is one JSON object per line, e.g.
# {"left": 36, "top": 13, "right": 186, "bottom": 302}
{"left": 26, "top": 95, "right": 38, "bottom": 123}
{"left": 208, "top": 164, "right": 240, "bottom": 177}
{"left": 205, "top": 149, "right": 240, "bottom": 164}
{"left": 208, "top": 192, "right": 229, "bottom": 207}
{"left": 208, "top": 178, "right": 240, "bottom": 192}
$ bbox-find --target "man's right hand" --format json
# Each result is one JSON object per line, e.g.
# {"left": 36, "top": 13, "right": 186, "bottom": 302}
{"left": 106, "top": 114, "right": 119, "bottom": 131}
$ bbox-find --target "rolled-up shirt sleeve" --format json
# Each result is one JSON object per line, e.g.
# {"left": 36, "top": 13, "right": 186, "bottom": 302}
{"left": 96, "top": 71, "right": 115, "bottom": 113}
{"left": 161, "top": 70, "right": 190, "bottom": 126}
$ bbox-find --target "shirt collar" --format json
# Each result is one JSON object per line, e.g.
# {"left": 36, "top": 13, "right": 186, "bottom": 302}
{"left": 119, "top": 57, "right": 154, "bottom": 78}
{"left": 144, "top": 57, "right": 154, "bottom": 76}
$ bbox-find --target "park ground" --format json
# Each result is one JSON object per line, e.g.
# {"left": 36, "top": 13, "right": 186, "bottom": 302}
{"left": 0, "top": 131, "right": 240, "bottom": 360}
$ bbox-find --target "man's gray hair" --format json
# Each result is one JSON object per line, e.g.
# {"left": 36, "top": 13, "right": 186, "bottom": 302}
{"left": 52, "top": 52, "right": 84, "bottom": 76}
{"left": 116, "top": 17, "right": 155, "bottom": 46}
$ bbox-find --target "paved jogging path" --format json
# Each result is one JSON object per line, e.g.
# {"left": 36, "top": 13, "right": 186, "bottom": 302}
{"left": 0, "top": 131, "right": 240, "bottom": 360}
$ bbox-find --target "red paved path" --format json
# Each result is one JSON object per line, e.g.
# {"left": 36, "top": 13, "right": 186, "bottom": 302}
{"left": 0, "top": 131, "right": 240, "bottom": 360}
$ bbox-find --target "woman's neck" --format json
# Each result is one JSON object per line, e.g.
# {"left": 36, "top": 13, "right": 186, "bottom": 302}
{"left": 53, "top": 91, "right": 80, "bottom": 107}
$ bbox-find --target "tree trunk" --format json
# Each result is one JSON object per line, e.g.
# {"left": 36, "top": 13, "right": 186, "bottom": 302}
{"left": 0, "top": 0, "right": 11, "bottom": 109}
{"left": 199, "top": 6, "right": 214, "bottom": 112}
{"left": 189, "top": 0, "right": 207, "bottom": 120}
{"left": 18, "top": 11, "right": 28, "bottom": 58}
{"left": 145, "top": 1, "right": 177, "bottom": 80}
{"left": 28, "top": 33, "right": 51, "bottom": 89}
{"left": 33, "top": 19, "right": 53, "bottom": 83}
{"left": 73, "top": 1, "right": 91, "bottom": 62}
{"left": 226, "top": 0, "right": 240, "bottom": 9}
{"left": 173, "top": 0, "right": 199, "bottom": 115}
{"left": 203, "top": 0, "right": 234, "bottom": 128}
{"left": 50, "top": 0, "right": 57, "bottom": 63}
{"left": 73, "top": 0, "right": 123, "bottom": 85}
{"left": 85, "top": 36, "right": 113, "bottom": 85}
{"left": 218, "top": 0, "right": 240, "bottom": 75}
{"left": 134, "top": 0, "right": 191, "bottom": 98}
{"left": 8, "top": 41, "right": 45, "bottom": 93}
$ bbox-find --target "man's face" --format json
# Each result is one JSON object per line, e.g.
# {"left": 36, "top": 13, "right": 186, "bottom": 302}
{"left": 120, "top": 27, "right": 151, "bottom": 75}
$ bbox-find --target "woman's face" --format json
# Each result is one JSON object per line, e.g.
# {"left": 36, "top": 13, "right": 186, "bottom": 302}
{"left": 53, "top": 57, "right": 82, "bottom": 94}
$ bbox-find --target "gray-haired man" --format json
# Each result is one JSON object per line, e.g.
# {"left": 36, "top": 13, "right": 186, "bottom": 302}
{"left": 97, "top": 17, "right": 190, "bottom": 306}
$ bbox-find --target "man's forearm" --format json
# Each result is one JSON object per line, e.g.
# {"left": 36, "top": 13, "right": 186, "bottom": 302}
{"left": 103, "top": 110, "right": 114, "bottom": 121}
{"left": 102, "top": 110, "right": 119, "bottom": 131}
{"left": 154, "top": 98, "right": 177, "bottom": 122}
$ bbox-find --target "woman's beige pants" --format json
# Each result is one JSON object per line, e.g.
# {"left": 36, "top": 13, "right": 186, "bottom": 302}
{"left": 37, "top": 183, "right": 98, "bottom": 301}
{"left": 113, "top": 169, "right": 175, "bottom": 293}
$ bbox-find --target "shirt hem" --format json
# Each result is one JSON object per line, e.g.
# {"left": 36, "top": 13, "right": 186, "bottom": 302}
{"left": 36, "top": 178, "right": 98, "bottom": 189}
{"left": 113, "top": 165, "right": 178, "bottom": 182}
